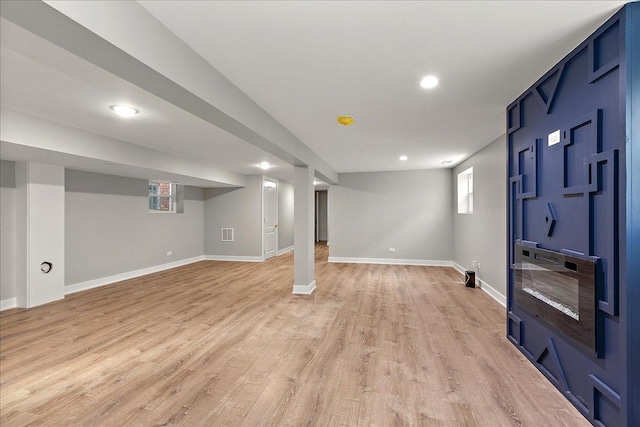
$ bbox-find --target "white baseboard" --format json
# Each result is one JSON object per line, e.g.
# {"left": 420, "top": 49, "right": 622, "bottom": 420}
{"left": 452, "top": 261, "right": 467, "bottom": 275}
{"left": 203, "top": 255, "right": 264, "bottom": 262}
{"left": 0, "top": 297, "right": 17, "bottom": 311}
{"left": 477, "top": 277, "right": 506, "bottom": 307}
{"left": 452, "top": 262, "right": 506, "bottom": 307}
{"left": 277, "top": 245, "right": 294, "bottom": 256}
{"left": 293, "top": 280, "right": 316, "bottom": 295}
{"left": 65, "top": 255, "right": 205, "bottom": 295}
{"left": 328, "top": 257, "right": 452, "bottom": 267}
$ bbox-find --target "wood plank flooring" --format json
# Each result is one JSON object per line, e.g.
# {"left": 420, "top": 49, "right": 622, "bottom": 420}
{"left": 0, "top": 244, "right": 589, "bottom": 426}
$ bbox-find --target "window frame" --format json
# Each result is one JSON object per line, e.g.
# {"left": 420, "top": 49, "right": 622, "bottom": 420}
{"left": 457, "top": 167, "right": 474, "bottom": 214}
{"left": 149, "top": 180, "right": 176, "bottom": 214}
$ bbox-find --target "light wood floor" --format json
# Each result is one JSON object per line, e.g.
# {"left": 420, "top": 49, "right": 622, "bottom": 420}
{"left": 0, "top": 244, "right": 588, "bottom": 426}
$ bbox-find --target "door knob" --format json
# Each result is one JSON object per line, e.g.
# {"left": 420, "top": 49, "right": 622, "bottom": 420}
{"left": 274, "top": 224, "right": 278, "bottom": 227}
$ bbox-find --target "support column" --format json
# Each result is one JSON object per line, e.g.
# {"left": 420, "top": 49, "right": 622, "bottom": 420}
{"left": 293, "top": 165, "right": 315, "bottom": 294}
{"left": 15, "top": 162, "right": 65, "bottom": 308}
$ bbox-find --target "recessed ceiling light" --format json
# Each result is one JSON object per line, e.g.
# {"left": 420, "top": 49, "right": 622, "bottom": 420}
{"left": 337, "top": 116, "right": 355, "bottom": 126}
{"left": 441, "top": 160, "right": 453, "bottom": 165}
{"left": 420, "top": 75, "right": 439, "bottom": 89}
{"left": 399, "top": 155, "right": 408, "bottom": 161}
{"left": 110, "top": 105, "right": 139, "bottom": 118}
{"left": 258, "top": 162, "right": 271, "bottom": 170}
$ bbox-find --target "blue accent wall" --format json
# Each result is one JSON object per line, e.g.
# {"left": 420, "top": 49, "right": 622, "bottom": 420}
{"left": 507, "top": 3, "right": 639, "bottom": 426}
{"left": 623, "top": 3, "right": 640, "bottom": 424}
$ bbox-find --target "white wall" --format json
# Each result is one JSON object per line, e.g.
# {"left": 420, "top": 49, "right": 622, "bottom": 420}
{"left": 328, "top": 170, "right": 453, "bottom": 262}
{"left": 65, "top": 169, "right": 204, "bottom": 286}
{"left": 3, "top": 144, "right": 507, "bottom": 307}
{"left": 16, "top": 162, "right": 66, "bottom": 307}
{"left": 278, "top": 180, "right": 294, "bottom": 251}
{"left": 452, "top": 135, "right": 507, "bottom": 303}
{"left": 204, "top": 175, "right": 262, "bottom": 258}
{"left": 0, "top": 160, "right": 16, "bottom": 303}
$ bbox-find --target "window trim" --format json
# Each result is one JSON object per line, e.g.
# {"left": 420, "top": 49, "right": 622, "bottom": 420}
{"left": 149, "top": 180, "right": 176, "bottom": 214}
{"left": 457, "top": 167, "right": 474, "bottom": 214}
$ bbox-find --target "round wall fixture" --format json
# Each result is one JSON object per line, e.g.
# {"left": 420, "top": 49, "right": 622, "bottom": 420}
{"left": 337, "top": 116, "right": 355, "bottom": 126}
{"left": 40, "top": 262, "right": 53, "bottom": 274}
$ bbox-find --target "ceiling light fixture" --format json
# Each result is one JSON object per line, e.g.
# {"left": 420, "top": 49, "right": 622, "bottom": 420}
{"left": 258, "top": 162, "right": 271, "bottom": 170}
{"left": 313, "top": 180, "right": 319, "bottom": 186}
{"left": 399, "top": 155, "right": 408, "bottom": 161}
{"left": 337, "top": 116, "right": 355, "bottom": 126}
{"left": 441, "top": 160, "right": 453, "bottom": 165}
{"left": 110, "top": 105, "right": 139, "bottom": 118}
{"left": 420, "top": 75, "right": 439, "bottom": 89}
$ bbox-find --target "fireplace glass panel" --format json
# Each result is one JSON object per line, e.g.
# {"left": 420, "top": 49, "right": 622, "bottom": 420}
{"left": 520, "top": 261, "right": 580, "bottom": 320}
{"left": 514, "top": 243, "right": 598, "bottom": 354}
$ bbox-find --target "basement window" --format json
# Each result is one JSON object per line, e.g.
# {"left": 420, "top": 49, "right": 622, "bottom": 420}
{"left": 149, "top": 180, "right": 183, "bottom": 213}
{"left": 457, "top": 167, "right": 473, "bottom": 214}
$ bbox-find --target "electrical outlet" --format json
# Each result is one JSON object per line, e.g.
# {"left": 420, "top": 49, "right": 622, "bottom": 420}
{"left": 167, "top": 251, "right": 172, "bottom": 256}
{"left": 472, "top": 260, "right": 478, "bottom": 268}
{"left": 477, "top": 262, "right": 481, "bottom": 269}
{"left": 389, "top": 248, "right": 396, "bottom": 253}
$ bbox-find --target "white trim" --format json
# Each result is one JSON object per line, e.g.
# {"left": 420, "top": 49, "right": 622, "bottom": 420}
{"left": 293, "top": 280, "right": 316, "bottom": 295}
{"left": 277, "top": 245, "right": 294, "bottom": 255}
{"left": 0, "top": 297, "right": 17, "bottom": 311}
{"left": 477, "top": 277, "right": 507, "bottom": 307}
{"left": 328, "top": 257, "right": 452, "bottom": 267}
{"left": 203, "top": 255, "right": 264, "bottom": 262}
{"left": 452, "top": 261, "right": 466, "bottom": 275}
{"left": 148, "top": 210, "right": 176, "bottom": 214}
{"left": 65, "top": 256, "right": 204, "bottom": 295}
{"left": 452, "top": 262, "right": 506, "bottom": 307}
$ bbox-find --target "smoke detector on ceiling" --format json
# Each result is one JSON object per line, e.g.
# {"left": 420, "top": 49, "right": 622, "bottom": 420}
{"left": 337, "top": 116, "right": 354, "bottom": 126}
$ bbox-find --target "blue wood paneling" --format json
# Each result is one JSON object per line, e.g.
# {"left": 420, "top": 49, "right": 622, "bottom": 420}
{"left": 507, "top": 4, "right": 639, "bottom": 425}
{"left": 623, "top": 3, "right": 640, "bottom": 425}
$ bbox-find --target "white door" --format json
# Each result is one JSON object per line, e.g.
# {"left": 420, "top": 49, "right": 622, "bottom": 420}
{"left": 263, "top": 177, "right": 278, "bottom": 259}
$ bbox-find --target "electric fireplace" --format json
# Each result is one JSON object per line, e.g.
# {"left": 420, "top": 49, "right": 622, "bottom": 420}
{"left": 514, "top": 243, "right": 599, "bottom": 354}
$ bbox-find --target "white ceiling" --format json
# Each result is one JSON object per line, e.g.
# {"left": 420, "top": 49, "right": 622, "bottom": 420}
{"left": 0, "top": 18, "right": 294, "bottom": 185}
{"left": 0, "top": 1, "right": 628, "bottom": 186}
{"left": 140, "top": 0, "right": 626, "bottom": 171}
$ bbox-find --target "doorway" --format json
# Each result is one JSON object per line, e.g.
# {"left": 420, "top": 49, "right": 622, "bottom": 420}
{"left": 315, "top": 190, "right": 328, "bottom": 243}
{"left": 263, "top": 177, "right": 278, "bottom": 260}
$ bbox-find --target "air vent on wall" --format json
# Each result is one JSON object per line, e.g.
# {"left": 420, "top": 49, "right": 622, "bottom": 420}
{"left": 221, "top": 228, "right": 234, "bottom": 242}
